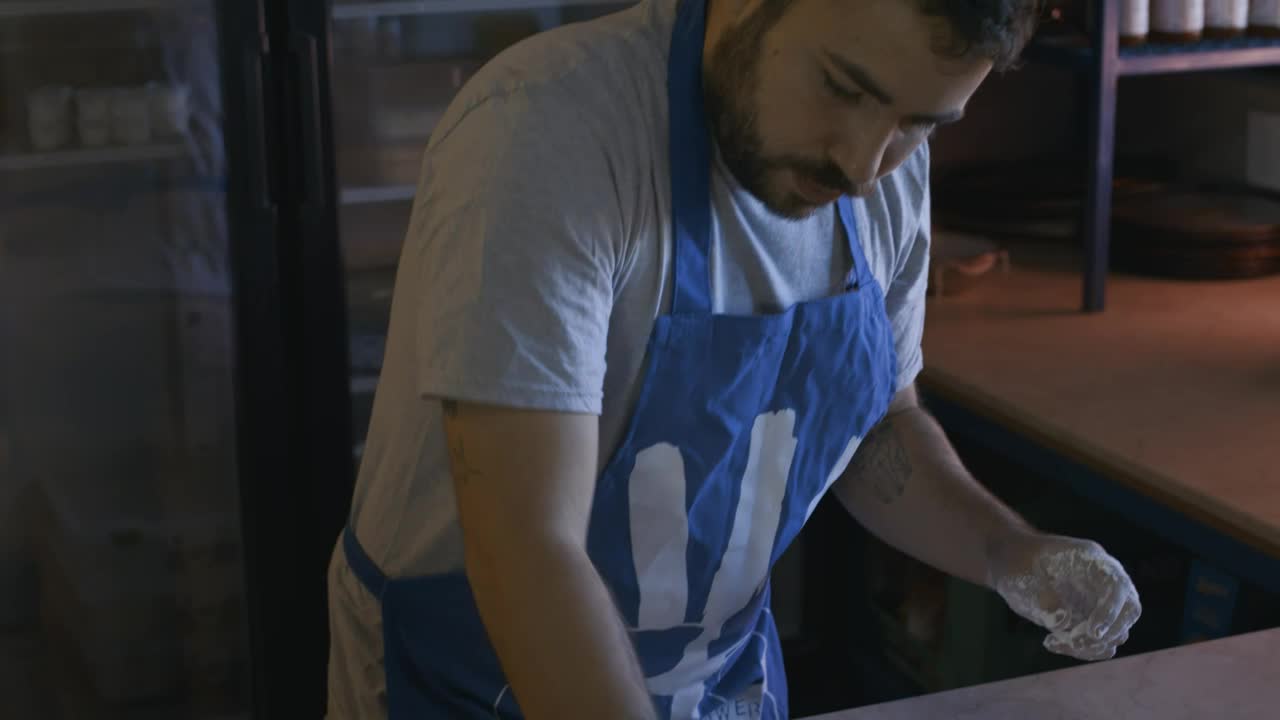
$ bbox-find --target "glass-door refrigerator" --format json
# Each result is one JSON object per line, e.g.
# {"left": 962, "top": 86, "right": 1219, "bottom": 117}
{"left": 0, "top": 2, "right": 353, "bottom": 718}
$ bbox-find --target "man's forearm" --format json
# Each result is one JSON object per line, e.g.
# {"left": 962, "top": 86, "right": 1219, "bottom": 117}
{"left": 466, "top": 535, "right": 657, "bottom": 720}
{"left": 832, "top": 404, "right": 1034, "bottom": 588}
{"left": 442, "top": 399, "right": 656, "bottom": 720}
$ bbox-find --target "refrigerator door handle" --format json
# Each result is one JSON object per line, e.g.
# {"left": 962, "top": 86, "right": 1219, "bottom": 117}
{"left": 290, "top": 30, "right": 328, "bottom": 211}
{"left": 243, "top": 38, "right": 278, "bottom": 212}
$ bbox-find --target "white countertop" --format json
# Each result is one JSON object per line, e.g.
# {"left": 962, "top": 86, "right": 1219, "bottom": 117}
{"left": 804, "top": 628, "right": 1280, "bottom": 720}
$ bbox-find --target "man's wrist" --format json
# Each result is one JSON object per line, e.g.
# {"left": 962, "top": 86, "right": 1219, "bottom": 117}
{"left": 983, "top": 520, "right": 1041, "bottom": 590}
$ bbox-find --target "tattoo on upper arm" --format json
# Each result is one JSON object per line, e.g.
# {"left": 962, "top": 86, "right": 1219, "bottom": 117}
{"left": 847, "top": 418, "right": 912, "bottom": 504}
{"left": 441, "top": 400, "right": 481, "bottom": 485}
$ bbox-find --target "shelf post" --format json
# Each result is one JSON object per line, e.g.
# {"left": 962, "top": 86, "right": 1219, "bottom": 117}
{"left": 1082, "top": 0, "right": 1121, "bottom": 312}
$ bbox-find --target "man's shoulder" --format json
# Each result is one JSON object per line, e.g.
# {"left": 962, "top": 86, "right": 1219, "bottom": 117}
{"left": 427, "top": 1, "right": 671, "bottom": 153}
{"left": 884, "top": 142, "right": 931, "bottom": 209}
{"left": 865, "top": 143, "right": 930, "bottom": 233}
{"left": 858, "top": 143, "right": 931, "bottom": 285}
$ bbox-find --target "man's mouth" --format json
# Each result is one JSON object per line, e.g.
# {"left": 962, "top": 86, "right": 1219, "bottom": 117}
{"left": 793, "top": 172, "right": 845, "bottom": 206}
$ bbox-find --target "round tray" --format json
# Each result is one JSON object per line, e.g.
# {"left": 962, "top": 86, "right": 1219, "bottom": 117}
{"left": 1111, "top": 186, "right": 1280, "bottom": 280}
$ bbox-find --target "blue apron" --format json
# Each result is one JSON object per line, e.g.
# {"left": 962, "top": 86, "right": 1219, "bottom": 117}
{"left": 341, "top": 0, "right": 899, "bottom": 717}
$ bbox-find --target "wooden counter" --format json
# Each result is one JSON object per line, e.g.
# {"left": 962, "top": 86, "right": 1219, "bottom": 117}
{"left": 803, "top": 627, "right": 1280, "bottom": 719}
{"left": 917, "top": 246, "right": 1280, "bottom": 561}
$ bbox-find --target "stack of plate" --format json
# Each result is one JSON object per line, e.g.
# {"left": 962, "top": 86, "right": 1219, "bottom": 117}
{"left": 1111, "top": 185, "right": 1280, "bottom": 280}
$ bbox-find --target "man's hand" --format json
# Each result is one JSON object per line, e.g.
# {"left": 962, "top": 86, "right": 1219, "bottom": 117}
{"left": 988, "top": 531, "right": 1142, "bottom": 662}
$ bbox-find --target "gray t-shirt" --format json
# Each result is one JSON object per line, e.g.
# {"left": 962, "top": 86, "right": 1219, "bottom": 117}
{"left": 349, "top": 0, "right": 931, "bottom": 577}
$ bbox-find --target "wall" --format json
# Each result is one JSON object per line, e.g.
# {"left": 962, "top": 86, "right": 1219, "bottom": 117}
{"left": 1116, "top": 70, "right": 1280, "bottom": 188}
{"left": 931, "top": 62, "right": 1280, "bottom": 189}
{"left": 931, "top": 63, "right": 1081, "bottom": 174}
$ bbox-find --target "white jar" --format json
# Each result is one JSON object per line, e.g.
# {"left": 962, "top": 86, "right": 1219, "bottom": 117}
{"left": 1121, "top": 0, "right": 1151, "bottom": 44}
{"left": 111, "top": 87, "right": 152, "bottom": 146}
{"left": 26, "top": 85, "right": 72, "bottom": 151}
{"left": 1152, "top": 0, "right": 1205, "bottom": 41}
{"left": 75, "top": 88, "right": 114, "bottom": 147}
{"left": 1205, "top": 0, "right": 1249, "bottom": 36}
{"left": 146, "top": 82, "right": 190, "bottom": 138}
{"left": 1251, "top": 0, "right": 1280, "bottom": 35}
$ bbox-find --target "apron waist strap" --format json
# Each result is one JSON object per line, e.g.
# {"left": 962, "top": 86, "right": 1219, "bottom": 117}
{"left": 342, "top": 525, "right": 389, "bottom": 598}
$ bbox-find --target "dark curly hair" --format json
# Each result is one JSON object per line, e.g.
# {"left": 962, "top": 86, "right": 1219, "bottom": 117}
{"left": 915, "top": 0, "right": 1046, "bottom": 71}
{"left": 757, "top": 0, "right": 1046, "bottom": 72}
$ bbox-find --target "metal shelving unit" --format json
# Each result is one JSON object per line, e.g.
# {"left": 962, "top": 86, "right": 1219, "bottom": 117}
{"left": 1026, "top": 4, "right": 1280, "bottom": 312}
{"left": 332, "top": 0, "right": 629, "bottom": 20}
{"left": 0, "top": 143, "right": 186, "bottom": 172}
{"left": 1028, "top": 33, "right": 1280, "bottom": 75}
{"left": 349, "top": 376, "right": 379, "bottom": 394}
{"left": 339, "top": 184, "right": 416, "bottom": 205}
{"left": 0, "top": 0, "right": 196, "bottom": 18}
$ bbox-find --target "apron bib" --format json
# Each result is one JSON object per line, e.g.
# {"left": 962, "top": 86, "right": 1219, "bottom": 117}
{"left": 341, "top": 1, "right": 899, "bottom": 717}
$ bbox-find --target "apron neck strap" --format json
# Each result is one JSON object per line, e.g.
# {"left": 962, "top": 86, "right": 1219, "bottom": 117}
{"left": 836, "top": 196, "right": 870, "bottom": 289}
{"left": 668, "top": 0, "right": 713, "bottom": 315}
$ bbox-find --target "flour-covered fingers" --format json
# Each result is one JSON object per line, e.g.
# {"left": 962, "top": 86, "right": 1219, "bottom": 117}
{"left": 1100, "top": 598, "right": 1141, "bottom": 648}
{"left": 1083, "top": 581, "right": 1124, "bottom": 640}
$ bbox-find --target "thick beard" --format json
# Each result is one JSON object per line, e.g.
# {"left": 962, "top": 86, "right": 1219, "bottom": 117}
{"left": 702, "top": 3, "right": 802, "bottom": 217}
{"left": 701, "top": 1, "right": 849, "bottom": 219}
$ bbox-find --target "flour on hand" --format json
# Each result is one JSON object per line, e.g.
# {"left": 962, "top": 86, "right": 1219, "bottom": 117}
{"left": 992, "top": 536, "right": 1143, "bottom": 662}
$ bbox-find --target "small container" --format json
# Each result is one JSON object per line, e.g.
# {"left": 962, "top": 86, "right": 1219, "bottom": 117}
{"left": 1152, "top": 0, "right": 1205, "bottom": 42}
{"left": 75, "top": 88, "right": 114, "bottom": 147}
{"left": 1121, "top": 0, "right": 1151, "bottom": 46}
{"left": 26, "top": 85, "right": 73, "bottom": 151}
{"left": 1205, "top": 0, "right": 1249, "bottom": 37}
{"left": 111, "top": 87, "right": 151, "bottom": 146}
{"left": 1250, "top": 0, "right": 1280, "bottom": 37}
{"left": 146, "top": 82, "right": 190, "bottom": 138}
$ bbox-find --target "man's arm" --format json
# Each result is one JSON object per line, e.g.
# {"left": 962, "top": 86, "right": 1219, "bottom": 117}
{"left": 843, "top": 156, "right": 1140, "bottom": 658}
{"left": 834, "top": 383, "right": 1143, "bottom": 661}
{"left": 832, "top": 383, "right": 1034, "bottom": 588}
{"left": 442, "top": 400, "right": 657, "bottom": 720}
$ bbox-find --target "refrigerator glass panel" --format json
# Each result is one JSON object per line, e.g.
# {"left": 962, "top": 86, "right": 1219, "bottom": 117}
{"left": 0, "top": 2, "right": 250, "bottom": 718}
{"left": 330, "top": 0, "right": 636, "bottom": 460}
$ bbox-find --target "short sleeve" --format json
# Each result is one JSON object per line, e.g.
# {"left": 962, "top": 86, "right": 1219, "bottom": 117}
{"left": 884, "top": 151, "right": 932, "bottom": 392}
{"left": 405, "top": 88, "right": 625, "bottom": 415}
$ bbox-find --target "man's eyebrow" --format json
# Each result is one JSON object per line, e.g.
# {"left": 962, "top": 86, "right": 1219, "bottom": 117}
{"left": 823, "top": 50, "right": 893, "bottom": 104}
{"left": 825, "top": 49, "right": 966, "bottom": 126}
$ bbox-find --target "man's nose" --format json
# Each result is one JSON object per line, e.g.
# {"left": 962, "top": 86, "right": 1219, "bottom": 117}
{"left": 830, "top": 121, "right": 895, "bottom": 193}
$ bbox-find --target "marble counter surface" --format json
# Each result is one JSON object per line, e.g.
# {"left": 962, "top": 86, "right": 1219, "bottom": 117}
{"left": 803, "top": 628, "right": 1280, "bottom": 719}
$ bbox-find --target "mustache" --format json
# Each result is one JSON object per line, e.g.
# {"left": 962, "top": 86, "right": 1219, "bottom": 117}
{"left": 786, "top": 158, "right": 874, "bottom": 198}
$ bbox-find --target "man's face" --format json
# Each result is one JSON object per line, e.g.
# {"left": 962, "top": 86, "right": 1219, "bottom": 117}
{"left": 704, "top": 0, "right": 994, "bottom": 219}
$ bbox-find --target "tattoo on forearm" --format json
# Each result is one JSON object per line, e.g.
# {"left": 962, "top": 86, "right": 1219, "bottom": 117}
{"left": 847, "top": 418, "right": 912, "bottom": 504}
{"left": 441, "top": 400, "right": 481, "bottom": 484}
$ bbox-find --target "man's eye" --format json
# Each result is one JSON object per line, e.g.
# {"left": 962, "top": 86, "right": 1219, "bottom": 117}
{"left": 823, "top": 71, "right": 864, "bottom": 104}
